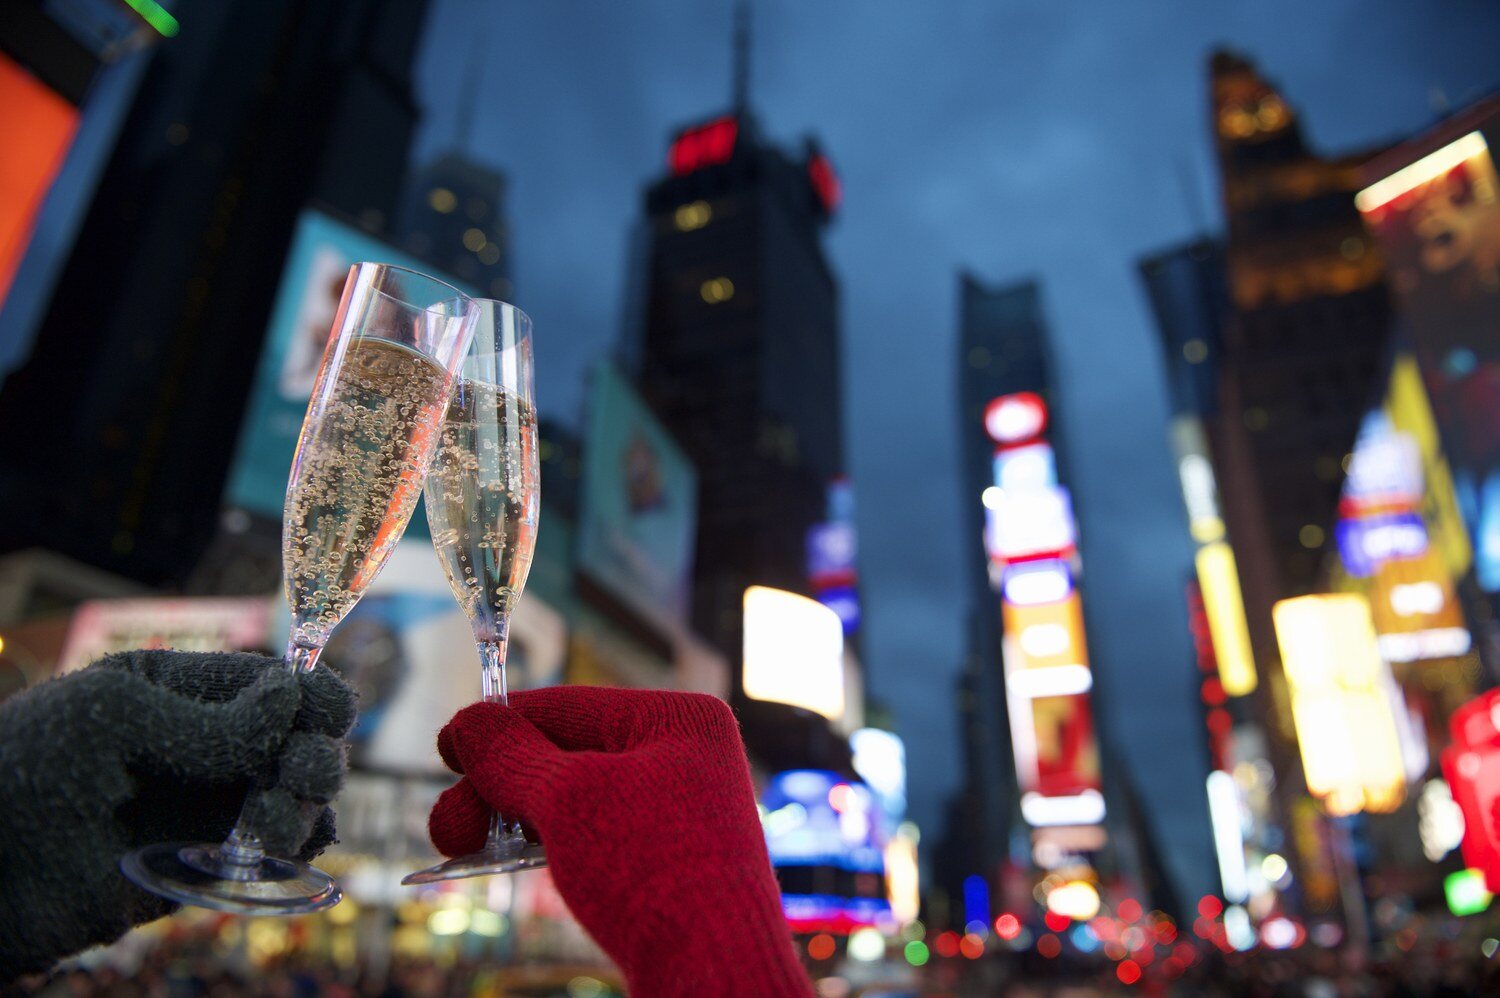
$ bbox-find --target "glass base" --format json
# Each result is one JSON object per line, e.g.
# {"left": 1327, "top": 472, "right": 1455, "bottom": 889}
{"left": 121, "top": 842, "right": 342, "bottom": 915}
{"left": 402, "top": 841, "right": 547, "bottom": 884}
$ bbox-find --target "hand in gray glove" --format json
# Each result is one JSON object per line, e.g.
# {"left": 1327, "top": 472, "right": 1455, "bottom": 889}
{"left": 0, "top": 650, "right": 356, "bottom": 983}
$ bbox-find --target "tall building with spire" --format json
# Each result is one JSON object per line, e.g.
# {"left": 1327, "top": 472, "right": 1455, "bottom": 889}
{"left": 396, "top": 37, "right": 511, "bottom": 301}
{"left": 627, "top": 6, "right": 844, "bottom": 665}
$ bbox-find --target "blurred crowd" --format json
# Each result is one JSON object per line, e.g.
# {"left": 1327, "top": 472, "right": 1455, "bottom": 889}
{"left": 17, "top": 928, "right": 1500, "bottom": 998}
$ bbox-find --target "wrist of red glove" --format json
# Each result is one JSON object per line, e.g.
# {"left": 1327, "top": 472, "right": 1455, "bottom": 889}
{"left": 429, "top": 687, "right": 813, "bottom": 997}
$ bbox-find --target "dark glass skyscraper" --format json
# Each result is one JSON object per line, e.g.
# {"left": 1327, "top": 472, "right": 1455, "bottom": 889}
{"left": 397, "top": 152, "right": 511, "bottom": 302}
{"left": 630, "top": 110, "right": 843, "bottom": 661}
{"left": 0, "top": 0, "right": 432, "bottom": 585}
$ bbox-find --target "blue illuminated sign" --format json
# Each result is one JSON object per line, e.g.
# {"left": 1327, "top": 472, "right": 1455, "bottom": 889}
{"left": 1336, "top": 513, "right": 1428, "bottom": 578}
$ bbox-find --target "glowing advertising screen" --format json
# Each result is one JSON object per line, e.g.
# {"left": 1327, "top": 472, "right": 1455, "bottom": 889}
{"left": 850, "top": 727, "right": 907, "bottom": 826}
{"left": 577, "top": 363, "right": 699, "bottom": 631}
{"left": 761, "top": 770, "right": 890, "bottom": 933}
{"left": 743, "top": 586, "right": 845, "bottom": 721}
{"left": 1273, "top": 594, "right": 1408, "bottom": 816}
{"left": 0, "top": 53, "right": 80, "bottom": 308}
{"left": 806, "top": 521, "right": 857, "bottom": 588}
{"left": 226, "top": 210, "right": 460, "bottom": 517}
{"left": 1358, "top": 126, "right": 1500, "bottom": 600}
{"left": 985, "top": 485, "right": 1076, "bottom": 564}
{"left": 981, "top": 389, "right": 1106, "bottom": 832}
{"left": 58, "top": 597, "right": 274, "bottom": 674}
{"left": 1440, "top": 689, "right": 1500, "bottom": 889}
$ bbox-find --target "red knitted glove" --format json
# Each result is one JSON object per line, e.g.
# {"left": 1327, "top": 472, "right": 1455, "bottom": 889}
{"left": 429, "top": 687, "right": 813, "bottom": 997}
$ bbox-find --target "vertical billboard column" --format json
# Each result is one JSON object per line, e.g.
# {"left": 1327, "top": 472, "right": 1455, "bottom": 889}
{"left": 980, "top": 392, "right": 1106, "bottom": 833}
{"left": 1357, "top": 124, "right": 1500, "bottom": 637}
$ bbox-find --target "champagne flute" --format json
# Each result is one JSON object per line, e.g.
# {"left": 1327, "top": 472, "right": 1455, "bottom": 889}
{"left": 121, "top": 263, "right": 477, "bottom": 914}
{"left": 403, "top": 299, "right": 543, "bottom": 884}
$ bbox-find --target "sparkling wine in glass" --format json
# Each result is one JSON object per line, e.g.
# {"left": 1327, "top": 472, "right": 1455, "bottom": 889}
{"left": 120, "top": 263, "right": 477, "bottom": 914}
{"left": 403, "top": 299, "right": 543, "bottom": 884}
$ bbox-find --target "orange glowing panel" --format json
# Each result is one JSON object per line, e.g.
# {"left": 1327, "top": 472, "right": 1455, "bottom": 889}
{"left": 1002, "top": 593, "right": 1088, "bottom": 671}
{"left": 0, "top": 54, "right": 78, "bottom": 307}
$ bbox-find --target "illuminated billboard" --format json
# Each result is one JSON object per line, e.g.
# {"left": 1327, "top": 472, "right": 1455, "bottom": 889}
{"left": 743, "top": 586, "right": 844, "bottom": 721}
{"left": 225, "top": 209, "right": 457, "bottom": 517}
{"left": 1358, "top": 125, "right": 1500, "bottom": 600}
{"left": 1194, "top": 542, "right": 1257, "bottom": 696}
{"left": 577, "top": 363, "right": 699, "bottom": 631}
{"left": 0, "top": 53, "right": 80, "bottom": 308}
{"left": 1273, "top": 594, "right": 1408, "bottom": 815}
{"left": 761, "top": 769, "right": 889, "bottom": 933}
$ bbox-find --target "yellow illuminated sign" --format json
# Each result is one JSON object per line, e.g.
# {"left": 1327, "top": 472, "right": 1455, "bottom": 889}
{"left": 1195, "top": 542, "right": 1257, "bottom": 696}
{"left": 1385, "top": 355, "right": 1471, "bottom": 579}
{"left": 1001, "top": 593, "right": 1087, "bottom": 671}
{"left": 1273, "top": 594, "right": 1407, "bottom": 815}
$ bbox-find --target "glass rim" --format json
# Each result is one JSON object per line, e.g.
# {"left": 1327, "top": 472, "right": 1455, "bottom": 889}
{"left": 469, "top": 297, "right": 535, "bottom": 338}
{"left": 355, "top": 261, "right": 474, "bottom": 316}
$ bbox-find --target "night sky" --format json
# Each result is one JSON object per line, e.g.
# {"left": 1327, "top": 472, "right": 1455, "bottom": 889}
{"left": 412, "top": 0, "right": 1500, "bottom": 896}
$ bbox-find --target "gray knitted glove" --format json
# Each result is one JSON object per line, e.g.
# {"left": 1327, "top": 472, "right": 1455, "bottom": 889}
{"left": 0, "top": 650, "right": 356, "bottom": 983}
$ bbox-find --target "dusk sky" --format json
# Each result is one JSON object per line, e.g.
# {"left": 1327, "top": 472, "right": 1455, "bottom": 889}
{"left": 411, "top": 0, "right": 1500, "bottom": 897}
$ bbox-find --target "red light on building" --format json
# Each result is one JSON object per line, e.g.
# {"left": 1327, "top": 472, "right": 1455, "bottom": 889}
{"left": 984, "top": 392, "right": 1048, "bottom": 445}
{"left": 668, "top": 116, "right": 740, "bottom": 176}
{"left": 994, "top": 912, "right": 1021, "bottom": 939}
{"left": 1036, "top": 933, "right": 1062, "bottom": 959}
{"left": 807, "top": 151, "right": 841, "bottom": 214}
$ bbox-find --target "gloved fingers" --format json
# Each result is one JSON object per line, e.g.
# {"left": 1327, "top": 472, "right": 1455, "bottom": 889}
{"left": 114, "top": 666, "right": 299, "bottom": 781}
{"left": 97, "top": 649, "right": 280, "bottom": 703}
{"left": 296, "top": 807, "right": 338, "bottom": 862}
{"left": 242, "top": 786, "right": 323, "bottom": 858}
{"left": 429, "top": 778, "right": 491, "bottom": 857}
{"left": 506, "top": 685, "right": 654, "bottom": 751}
{"left": 295, "top": 664, "right": 357, "bottom": 738}
{"left": 276, "top": 731, "right": 347, "bottom": 804}
{"left": 444, "top": 703, "right": 566, "bottom": 818}
{"left": 510, "top": 686, "right": 739, "bottom": 750}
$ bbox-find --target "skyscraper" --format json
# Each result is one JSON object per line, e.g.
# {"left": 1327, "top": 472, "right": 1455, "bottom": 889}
{"left": 629, "top": 108, "right": 843, "bottom": 662}
{"left": 396, "top": 55, "right": 512, "bottom": 303}
{"left": 949, "top": 276, "right": 1120, "bottom": 909}
{"left": 0, "top": 0, "right": 433, "bottom": 586}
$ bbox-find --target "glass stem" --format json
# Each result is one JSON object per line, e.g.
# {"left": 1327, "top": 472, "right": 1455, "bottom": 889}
{"left": 478, "top": 632, "right": 517, "bottom": 851}
{"left": 213, "top": 640, "right": 324, "bottom": 876}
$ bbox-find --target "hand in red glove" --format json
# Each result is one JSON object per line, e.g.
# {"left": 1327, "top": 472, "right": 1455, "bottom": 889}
{"left": 429, "top": 686, "right": 813, "bottom": 997}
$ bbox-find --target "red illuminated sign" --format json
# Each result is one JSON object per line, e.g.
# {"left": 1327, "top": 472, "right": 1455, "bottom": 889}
{"left": 984, "top": 392, "right": 1048, "bottom": 445}
{"left": 807, "top": 151, "right": 841, "bottom": 215}
{"left": 669, "top": 116, "right": 739, "bottom": 176}
{"left": 1441, "top": 688, "right": 1500, "bottom": 889}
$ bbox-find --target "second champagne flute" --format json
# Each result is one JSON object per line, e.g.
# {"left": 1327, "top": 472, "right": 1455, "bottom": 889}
{"left": 121, "top": 263, "right": 477, "bottom": 914}
{"left": 404, "top": 299, "right": 543, "bottom": 884}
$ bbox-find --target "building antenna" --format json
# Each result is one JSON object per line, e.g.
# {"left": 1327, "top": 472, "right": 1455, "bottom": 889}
{"left": 732, "top": 0, "right": 751, "bottom": 111}
{"left": 454, "top": 30, "right": 483, "bottom": 152}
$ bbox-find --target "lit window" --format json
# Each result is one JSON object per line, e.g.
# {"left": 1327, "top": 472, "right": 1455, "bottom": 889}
{"left": 1299, "top": 524, "right": 1325, "bottom": 549}
{"left": 1183, "top": 339, "right": 1208, "bottom": 364}
{"left": 462, "top": 228, "right": 486, "bottom": 252}
{"left": 674, "top": 200, "right": 712, "bottom": 231}
{"left": 478, "top": 243, "right": 500, "bottom": 265}
{"left": 428, "top": 187, "right": 457, "bottom": 213}
{"left": 700, "top": 277, "right": 735, "bottom": 304}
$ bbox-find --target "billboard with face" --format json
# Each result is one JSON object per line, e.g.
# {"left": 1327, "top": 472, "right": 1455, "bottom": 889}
{"left": 1358, "top": 121, "right": 1500, "bottom": 600}
{"left": 576, "top": 363, "right": 698, "bottom": 631}
{"left": 224, "top": 209, "right": 462, "bottom": 519}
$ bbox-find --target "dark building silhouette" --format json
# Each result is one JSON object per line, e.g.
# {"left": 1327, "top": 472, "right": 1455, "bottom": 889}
{"left": 943, "top": 274, "right": 1053, "bottom": 899}
{"left": 629, "top": 108, "right": 843, "bottom": 661}
{"left": 0, "top": 0, "right": 433, "bottom": 586}
{"left": 1209, "top": 51, "right": 1391, "bottom": 609}
{"left": 1140, "top": 237, "right": 1229, "bottom": 421}
{"left": 397, "top": 151, "right": 511, "bottom": 302}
